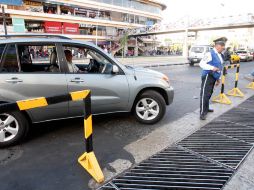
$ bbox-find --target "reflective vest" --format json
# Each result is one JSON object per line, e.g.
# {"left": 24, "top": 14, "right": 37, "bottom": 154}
{"left": 202, "top": 49, "right": 223, "bottom": 80}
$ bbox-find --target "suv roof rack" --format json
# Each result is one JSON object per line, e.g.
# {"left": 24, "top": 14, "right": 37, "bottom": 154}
{"left": 0, "top": 34, "right": 71, "bottom": 39}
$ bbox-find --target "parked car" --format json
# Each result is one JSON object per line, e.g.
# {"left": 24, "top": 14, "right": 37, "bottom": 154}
{"left": 230, "top": 52, "right": 240, "bottom": 64}
{"left": 0, "top": 35, "right": 174, "bottom": 147}
{"left": 236, "top": 50, "right": 253, "bottom": 62}
{"left": 188, "top": 45, "right": 212, "bottom": 66}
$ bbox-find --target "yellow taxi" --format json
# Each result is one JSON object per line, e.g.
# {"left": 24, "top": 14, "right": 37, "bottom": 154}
{"left": 231, "top": 52, "right": 240, "bottom": 63}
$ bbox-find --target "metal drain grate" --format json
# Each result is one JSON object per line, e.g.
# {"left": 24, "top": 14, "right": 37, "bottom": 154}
{"left": 204, "top": 120, "right": 254, "bottom": 144}
{"left": 239, "top": 101, "right": 254, "bottom": 110}
{"left": 99, "top": 182, "right": 119, "bottom": 190}
{"left": 177, "top": 129, "right": 253, "bottom": 169}
{"left": 98, "top": 96, "right": 254, "bottom": 190}
{"left": 248, "top": 96, "right": 254, "bottom": 102}
{"left": 99, "top": 146, "right": 234, "bottom": 190}
{"left": 219, "top": 107, "right": 254, "bottom": 127}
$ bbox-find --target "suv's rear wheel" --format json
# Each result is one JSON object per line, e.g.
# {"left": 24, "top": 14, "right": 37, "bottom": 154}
{"left": 134, "top": 90, "right": 166, "bottom": 124}
{"left": 0, "top": 112, "right": 29, "bottom": 148}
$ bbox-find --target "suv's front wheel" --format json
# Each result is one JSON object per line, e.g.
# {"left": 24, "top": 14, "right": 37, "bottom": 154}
{"left": 134, "top": 90, "right": 166, "bottom": 124}
{"left": 0, "top": 112, "right": 29, "bottom": 148}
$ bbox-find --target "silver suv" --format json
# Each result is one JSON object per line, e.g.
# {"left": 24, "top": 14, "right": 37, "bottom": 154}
{"left": 0, "top": 35, "right": 174, "bottom": 147}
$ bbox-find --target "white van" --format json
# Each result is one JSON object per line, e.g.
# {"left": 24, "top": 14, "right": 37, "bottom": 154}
{"left": 188, "top": 45, "right": 212, "bottom": 66}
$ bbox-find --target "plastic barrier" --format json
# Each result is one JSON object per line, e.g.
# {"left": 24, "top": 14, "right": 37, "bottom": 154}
{"left": 246, "top": 80, "right": 254, "bottom": 90}
{"left": 226, "top": 64, "right": 244, "bottom": 97}
{"left": 213, "top": 64, "right": 244, "bottom": 105}
{"left": 78, "top": 91, "right": 104, "bottom": 183}
{"left": 0, "top": 90, "right": 104, "bottom": 183}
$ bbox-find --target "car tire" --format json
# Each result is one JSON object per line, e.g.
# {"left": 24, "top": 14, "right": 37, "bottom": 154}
{"left": 0, "top": 112, "right": 29, "bottom": 148}
{"left": 189, "top": 62, "right": 194, "bottom": 66}
{"left": 133, "top": 90, "right": 166, "bottom": 124}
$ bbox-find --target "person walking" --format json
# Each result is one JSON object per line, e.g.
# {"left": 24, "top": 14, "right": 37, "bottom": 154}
{"left": 199, "top": 37, "right": 227, "bottom": 120}
{"left": 223, "top": 47, "right": 231, "bottom": 75}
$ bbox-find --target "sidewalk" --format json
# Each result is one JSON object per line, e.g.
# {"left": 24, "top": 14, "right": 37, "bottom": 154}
{"left": 116, "top": 56, "right": 188, "bottom": 67}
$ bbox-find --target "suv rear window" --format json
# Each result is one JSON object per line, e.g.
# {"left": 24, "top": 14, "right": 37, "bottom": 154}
{"left": 191, "top": 47, "right": 205, "bottom": 53}
{"left": 0, "top": 44, "right": 19, "bottom": 72}
{"left": 237, "top": 51, "right": 247, "bottom": 54}
{"left": 17, "top": 44, "right": 60, "bottom": 73}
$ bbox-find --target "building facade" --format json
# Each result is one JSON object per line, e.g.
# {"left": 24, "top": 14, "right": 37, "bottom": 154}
{"left": 0, "top": 0, "right": 166, "bottom": 55}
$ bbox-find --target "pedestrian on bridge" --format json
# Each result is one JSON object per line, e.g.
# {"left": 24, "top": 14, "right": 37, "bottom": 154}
{"left": 199, "top": 37, "right": 227, "bottom": 120}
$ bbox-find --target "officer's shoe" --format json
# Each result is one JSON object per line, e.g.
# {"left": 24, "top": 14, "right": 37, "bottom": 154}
{"left": 208, "top": 109, "right": 214, "bottom": 112}
{"left": 200, "top": 114, "right": 207, "bottom": 120}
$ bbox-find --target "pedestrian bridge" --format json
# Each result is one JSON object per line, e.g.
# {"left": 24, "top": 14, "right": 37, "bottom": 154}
{"left": 129, "top": 14, "right": 254, "bottom": 37}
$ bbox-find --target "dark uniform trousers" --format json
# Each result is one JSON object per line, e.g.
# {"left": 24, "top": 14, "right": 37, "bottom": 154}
{"left": 200, "top": 73, "right": 216, "bottom": 115}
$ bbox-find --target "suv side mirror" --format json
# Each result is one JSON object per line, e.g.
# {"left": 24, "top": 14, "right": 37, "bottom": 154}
{"left": 112, "top": 65, "right": 119, "bottom": 74}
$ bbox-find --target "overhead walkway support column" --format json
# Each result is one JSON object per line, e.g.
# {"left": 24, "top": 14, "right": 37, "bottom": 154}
{"left": 183, "top": 29, "right": 189, "bottom": 57}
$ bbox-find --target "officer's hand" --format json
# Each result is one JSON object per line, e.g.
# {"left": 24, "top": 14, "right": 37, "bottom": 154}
{"left": 212, "top": 67, "right": 220, "bottom": 72}
{"left": 215, "top": 80, "right": 221, "bottom": 86}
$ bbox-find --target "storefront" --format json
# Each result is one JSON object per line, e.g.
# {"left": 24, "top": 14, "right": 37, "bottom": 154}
{"left": 62, "top": 23, "right": 79, "bottom": 34}
{"left": 79, "top": 24, "right": 93, "bottom": 35}
{"left": 25, "top": 20, "right": 44, "bottom": 33}
{"left": 43, "top": 21, "right": 79, "bottom": 34}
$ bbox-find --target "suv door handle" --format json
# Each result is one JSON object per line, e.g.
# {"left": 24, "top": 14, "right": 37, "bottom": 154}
{"left": 70, "top": 78, "right": 84, "bottom": 83}
{"left": 5, "top": 77, "right": 23, "bottom": 83}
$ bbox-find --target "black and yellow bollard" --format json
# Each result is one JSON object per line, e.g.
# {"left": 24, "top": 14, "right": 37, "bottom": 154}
{"left": 246, "top": 79, "right": 254, "bottom": 90}
{"left": 227, "top": 64, "right": 244, "bottom": 97}
{"left": 0, "top": 90, "right": 104, "bottom": 183}
{"left": 78, "top": 91, "right": 104, "bottom": 183}
{"left": 212, "top": 67, "right": 232, "bottom": 104}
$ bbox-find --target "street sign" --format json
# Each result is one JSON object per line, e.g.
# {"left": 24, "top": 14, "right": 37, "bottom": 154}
{"left": 0, "top": 0, "right": 23, "bottom": 6}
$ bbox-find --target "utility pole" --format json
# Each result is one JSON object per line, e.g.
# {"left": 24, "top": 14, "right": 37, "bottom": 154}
{"left": 2, "top": 6, "right": 7, "bottom": 35}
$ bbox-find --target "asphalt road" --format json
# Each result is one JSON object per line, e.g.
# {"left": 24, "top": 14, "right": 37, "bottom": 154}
{"left": 0, "top": 61, "right": 253, "bottom": 190}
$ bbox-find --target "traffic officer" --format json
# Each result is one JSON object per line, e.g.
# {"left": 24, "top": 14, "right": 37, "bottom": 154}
{"left": 199, "top": 37, "right": 227, "bottom": 120}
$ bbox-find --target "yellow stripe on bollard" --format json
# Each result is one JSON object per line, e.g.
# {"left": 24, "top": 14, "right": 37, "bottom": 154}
{"left": 221, "top": 75, "right": 225, "bottom": 84}
{"left": 84, "top": 115, "right": 93, "bottom": 139}
{"left": 17, "top": 97, "right": 48, "bottom": 110}
{"left": 235, "top": 73, "right": 239, "bottom": 81}
{"left": 70, "top": 90, "right": 90, "bottom": 101}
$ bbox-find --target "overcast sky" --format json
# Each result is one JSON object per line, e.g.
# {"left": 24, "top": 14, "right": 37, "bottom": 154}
{"left": 162, "top": 0, "right": 254, "bottom": 23}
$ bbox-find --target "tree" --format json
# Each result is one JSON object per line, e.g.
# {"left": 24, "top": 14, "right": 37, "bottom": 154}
{"left": 119, "top": 32, "right": 129, "bottom": 58}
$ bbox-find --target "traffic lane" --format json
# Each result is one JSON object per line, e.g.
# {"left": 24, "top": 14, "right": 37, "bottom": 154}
{"left": 0, "top": 62, "right": 253, "bottom": 190}
{"left": 0, "top": 65, "right": 201, "bottom": 190}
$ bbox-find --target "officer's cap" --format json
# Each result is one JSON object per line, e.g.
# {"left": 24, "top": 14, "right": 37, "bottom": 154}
{"left": 213, "top": 37, "right": 228, "bottom": 46}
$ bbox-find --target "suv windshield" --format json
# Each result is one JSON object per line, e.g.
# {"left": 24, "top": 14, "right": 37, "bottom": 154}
{"left": 191, "top": 47, "right": 205, "bottom": 53}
